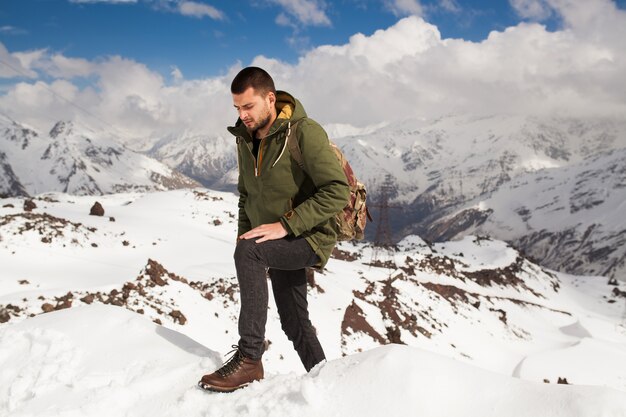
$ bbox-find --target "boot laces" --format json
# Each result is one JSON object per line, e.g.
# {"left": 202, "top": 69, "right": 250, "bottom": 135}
{"left": 216, "top": 345, "right": 245, "bottom": 377}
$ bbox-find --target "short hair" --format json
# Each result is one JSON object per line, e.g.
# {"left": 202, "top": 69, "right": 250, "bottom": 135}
{"left": 231, "top": 67, "right": 276, "bottom": 96}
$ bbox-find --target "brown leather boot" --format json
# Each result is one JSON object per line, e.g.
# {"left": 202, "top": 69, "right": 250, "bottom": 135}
{"left": 198, "top": 345, "right": 264, "bottom": 393}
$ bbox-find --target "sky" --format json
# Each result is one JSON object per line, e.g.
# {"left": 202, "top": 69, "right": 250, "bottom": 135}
{"left": 1, "top": 0, "right": 626, "bottom": 138}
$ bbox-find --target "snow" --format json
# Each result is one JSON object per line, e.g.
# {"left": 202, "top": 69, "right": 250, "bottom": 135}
{"left": 2, "top": 189, "right": 626, "bottom": 416}
{"left": 1, "top": 305, "right": 625, "bottom": 417}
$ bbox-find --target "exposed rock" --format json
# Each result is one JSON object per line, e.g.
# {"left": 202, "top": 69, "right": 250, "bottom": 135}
{"left": 341, "top": 300, "right": 386, "bottom": 346}
{"left": 169, "top": 310, "right": 187, "bottom": 325}
{"left": 41, "top": 303, "right": 55, "bottom": 313}
{"left": 80, "top": 294, "right": 95, "bottom": 304}
{"left": 23, "top": 199, "right": 37, "bottom": 212}
{"left": 612, "top": 287, "right": 626, "bottom": 298}
{"left": 0, "top": 307, "right": 10, "bottom": 323}
{"left": 90, "top": 201, "right": 105, "bottom": 216}
{"left": 331, "top": 247, "right": 361, "bottom": 262}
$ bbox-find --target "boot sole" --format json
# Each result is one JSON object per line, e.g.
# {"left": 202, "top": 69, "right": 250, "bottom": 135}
{"left": 197, "top": 381, "right": 250, "bottom": 393}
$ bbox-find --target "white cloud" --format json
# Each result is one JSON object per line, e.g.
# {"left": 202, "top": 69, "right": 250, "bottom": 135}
{"left": 509, "top": 0, "right": 553, "bottom": 20}
{"left": 170, "top": 66, "right": 183, "bottom": 83}
{"left": 43, "top": 55, "right": 95, "bottom": 78}
{"left": 0, "top": 26, "right": 28, "bottom": 35}
{"left": 69, "top": 0, "right": 137, "bottom": 3}
{"left": 385, "top": 0, "right": 424, "bottom": 17}
{"left": 439, "top": 0, "right": 460, "bottom": 13}
{"left": 0, "top": 49, "right": 235, "bottom": 137}
{"left": 0, "top": 43, "right": 38, "bottom": 78}
{"left": 68, "top": 0, "right": 225, "bottom": 20}
{"left": 268, "top": 0, "right": 331, "bottom": 27}
{"left": 177, "top": 1, "right": 224, "bottom": 20}
{"left": 1, "top": 1, "right": 625, "bottom": 137}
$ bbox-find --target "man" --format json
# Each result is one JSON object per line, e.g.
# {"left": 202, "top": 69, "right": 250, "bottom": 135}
{"left": 198, "top": 67, "right": 350, "bottom": 392}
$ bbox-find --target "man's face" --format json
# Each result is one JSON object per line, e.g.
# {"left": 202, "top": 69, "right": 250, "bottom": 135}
{"left": 232, "top": 87, "right": 275, "bottom": 133}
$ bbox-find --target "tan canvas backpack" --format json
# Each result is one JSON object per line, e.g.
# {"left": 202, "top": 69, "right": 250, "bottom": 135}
{"left": 285, "top": 120, "right": 372, "bottom": 241}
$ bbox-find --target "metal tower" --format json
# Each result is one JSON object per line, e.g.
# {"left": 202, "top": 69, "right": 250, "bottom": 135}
{"left": 370, "top": 174, "right": 399, "bottom": 266}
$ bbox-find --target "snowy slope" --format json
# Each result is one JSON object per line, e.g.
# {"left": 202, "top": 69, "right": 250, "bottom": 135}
{"left": 0, "top": 150, "right": 28, "bottom": 198}
{"left": 1, "top": 305, "right": 624, "bottom": 417}
{"left": 0, "top": 114, "right": 200, "bottom": 197}
{"left": 333, "top": 114, "right": 626, "bottom": 283}
{"left": 424, "top": 147, "right": 626, "bottom": 282}
{"left": 145, "top": 131, "right": 238, "bottom": 190}
{"left": 1, "top": 188, "right": 625, "bottom": 405}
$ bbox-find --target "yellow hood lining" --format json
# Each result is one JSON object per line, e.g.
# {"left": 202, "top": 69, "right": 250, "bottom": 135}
{"left": 275, "top": 92, "right": 295, "bottom": 120}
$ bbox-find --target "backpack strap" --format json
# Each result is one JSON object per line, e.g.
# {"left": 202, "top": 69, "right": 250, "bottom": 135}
{"left": 286, "top": 119, "right": 305, "bottom": 171}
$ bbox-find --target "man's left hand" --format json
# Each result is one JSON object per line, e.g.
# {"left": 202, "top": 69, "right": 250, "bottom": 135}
{"left": 239, "top": 222, "right": 288, "bottom": 243}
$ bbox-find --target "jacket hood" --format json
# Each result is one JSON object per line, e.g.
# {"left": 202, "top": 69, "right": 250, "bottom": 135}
{"left": 227, "top": 90, "right": 308, "bottom": 138}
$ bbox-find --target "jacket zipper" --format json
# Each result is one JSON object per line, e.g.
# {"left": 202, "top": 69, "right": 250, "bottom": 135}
{"left": 256, "top": 138, "right": 265, "bottom": 177}
{"left": 241, "top": 125, "right": 287, "bottom": 177}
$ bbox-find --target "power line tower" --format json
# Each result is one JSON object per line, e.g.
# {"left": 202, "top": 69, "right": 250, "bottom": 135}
{"left": 370, "top": 174, "right": 399, "bottom": 266}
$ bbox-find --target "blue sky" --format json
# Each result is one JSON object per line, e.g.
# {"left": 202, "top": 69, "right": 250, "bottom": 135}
{"left": 0, "top": 0, "right": 576, "bottom": 80}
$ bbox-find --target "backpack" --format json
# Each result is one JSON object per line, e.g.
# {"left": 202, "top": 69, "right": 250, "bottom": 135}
{"left": 285, "top": 120, "right": 372, "bottom": 241}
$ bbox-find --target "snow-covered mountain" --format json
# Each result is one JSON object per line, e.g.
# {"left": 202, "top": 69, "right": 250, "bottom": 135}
{"left": 0, "top": 114, "right": 200, "bottom": 197}
{"left": 334, "top": 114, "right": 626, "bottom": 281}
{"left": 422, "top": 147, "right": 626, "bottom": 282}
{"left": 3, "top": 112, "right": 624, "bottom": 285}
{"left": 144, "top": 131, "right": 238, "bottom": 191}
{"left": 1, "top": 189, "right": 625, "bottom": 409}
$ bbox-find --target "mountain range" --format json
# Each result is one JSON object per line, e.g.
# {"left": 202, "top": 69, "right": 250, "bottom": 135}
{"left": 0, "top": 114, "right": 199, "bottom": 198}
{"left": 1, "top": 112, "right": 624, "bottom": 283}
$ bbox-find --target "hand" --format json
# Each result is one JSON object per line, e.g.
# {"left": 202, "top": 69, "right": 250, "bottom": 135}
{"left": 239, "top": 222, "right": 288, "bottom": 243}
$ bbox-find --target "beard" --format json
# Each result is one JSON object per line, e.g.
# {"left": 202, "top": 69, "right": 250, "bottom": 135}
{"left": 246, "top": 106, "right": 272, "bottom": 134}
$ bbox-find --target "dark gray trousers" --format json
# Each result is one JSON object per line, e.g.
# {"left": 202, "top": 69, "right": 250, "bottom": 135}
{"left": 233, "top": 236, "right": 325, "bottom": 372}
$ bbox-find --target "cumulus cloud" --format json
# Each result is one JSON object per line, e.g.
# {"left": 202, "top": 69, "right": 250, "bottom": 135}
{"left": 0, "top": 46, "right": 235, "bottom": 137}
{"left": 268, "top": 0, "right": 331, "bottom": 27}
{"left": 0, "top": 43, "right": 38, "bottom": 78}
{"left": 1, "top": 0, "right": 625, "bottom": 138}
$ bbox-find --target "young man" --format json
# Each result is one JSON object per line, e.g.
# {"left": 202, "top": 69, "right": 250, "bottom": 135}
{"left": 198, "top": 67, "right": 349, "bottom": 392}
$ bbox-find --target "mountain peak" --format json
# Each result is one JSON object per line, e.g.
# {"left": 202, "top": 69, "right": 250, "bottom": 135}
{"left": 49, "top": 121, "right": 73, "bottom": 139}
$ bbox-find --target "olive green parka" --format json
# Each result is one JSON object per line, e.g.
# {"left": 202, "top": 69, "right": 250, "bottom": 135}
{"left": 227, "top": 91, "right": 349, "bottom": 268}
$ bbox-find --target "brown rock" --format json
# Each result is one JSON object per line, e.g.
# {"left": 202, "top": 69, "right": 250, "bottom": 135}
{"left": 80, "top": 294, "right": 95, "bottom": 304}
{"left": 169, "top": 310, "right": 187, "bottom": 325}
{"left": 24, "top": 200, "right": 37, "bottom": 212}
{"left": 109, "top": 217, "right": 116, "bottom": 222}
{"left": 90, "top": 202, "right": 105, "bottom": 216}
{"left": 3, "top": 204, "right": 14, "bottom": 208}
{"left": 41, "top": 303, "right": 55, "bottom": 313}
{"left": 0, "top": 308, "right": 10, "bottom": 323}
